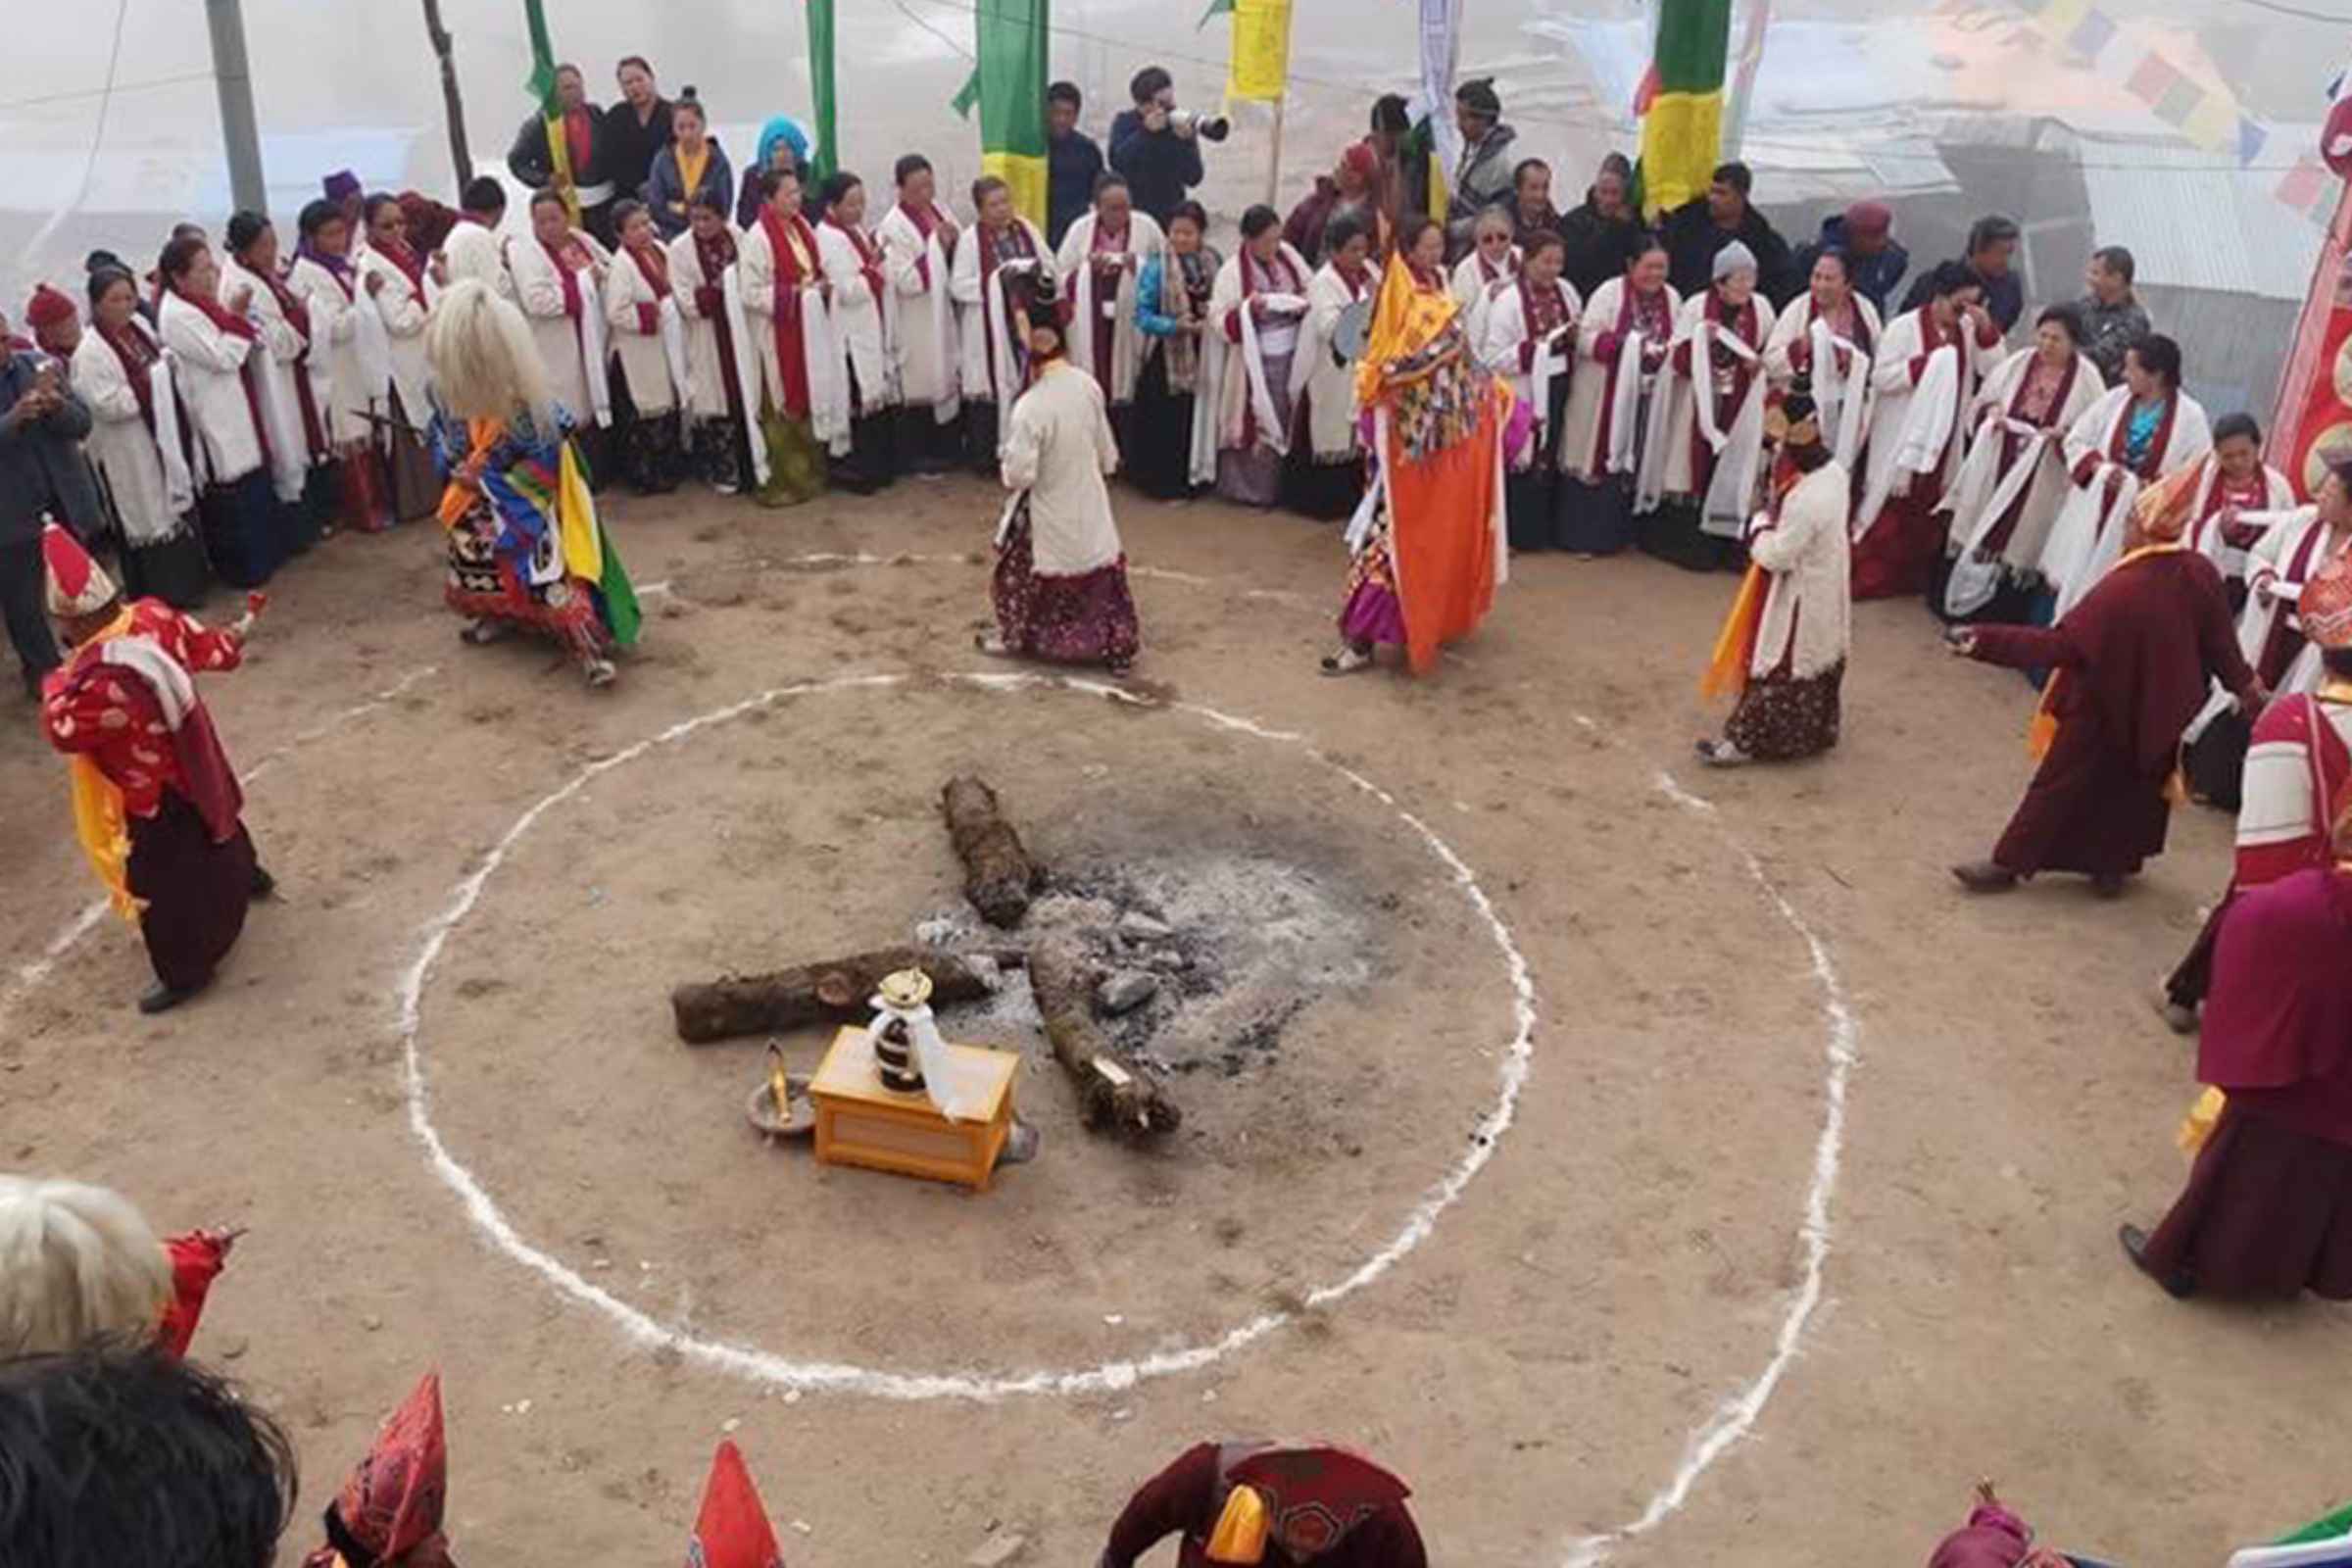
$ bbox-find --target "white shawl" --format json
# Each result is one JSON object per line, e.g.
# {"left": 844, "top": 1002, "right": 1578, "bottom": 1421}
{"left": 877, "top": 201, "right": 961, "bottom": 418}
{"left": 1209, "top": 243, "right": 1312, "bottom": 458}
{"left": 2042, "top": 388, "right": 2214, "bottom": 619}
{"left": 1056, "top": 209, "right": 1165, "bottom": 407}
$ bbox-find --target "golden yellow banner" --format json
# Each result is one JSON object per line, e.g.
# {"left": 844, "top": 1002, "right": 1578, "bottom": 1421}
{"left": 1226, "top": 0, "right": 1293, "bottom": 102}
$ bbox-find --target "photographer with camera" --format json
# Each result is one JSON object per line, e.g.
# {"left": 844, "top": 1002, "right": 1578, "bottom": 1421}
{"left": 1109, "top": 67, "right": 1226, "bottom": 229}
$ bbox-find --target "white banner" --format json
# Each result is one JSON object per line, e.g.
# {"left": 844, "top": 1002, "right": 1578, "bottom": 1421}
{"left": 1417, "top": 0, "right": 1463, "bottom": 192}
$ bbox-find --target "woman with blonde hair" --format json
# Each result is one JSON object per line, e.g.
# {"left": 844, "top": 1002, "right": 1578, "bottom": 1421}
{"left": 0, "top": 1174, "right": 235, "bottom": 1358}
{"left": 425, "top": 279, "right": 639, "bottom": 687}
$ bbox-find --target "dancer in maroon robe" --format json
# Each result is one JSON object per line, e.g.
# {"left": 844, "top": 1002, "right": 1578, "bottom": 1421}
{"left": 2123, "top": 833, "right": 2352, "bottom": 1300}
{"left": 1949, "top": 499, "right": 2260, "bottom": 895}
{"left": 1100, "top": 1443, "right": 1426, "bottom": 1568}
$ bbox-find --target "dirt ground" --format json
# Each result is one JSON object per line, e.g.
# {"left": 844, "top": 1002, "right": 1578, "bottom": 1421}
{"left": 1, "top": 467, "right": 2342, "bottom": 1567}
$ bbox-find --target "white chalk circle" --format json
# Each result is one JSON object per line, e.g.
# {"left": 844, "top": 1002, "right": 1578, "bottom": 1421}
{"left": 394, "top": 669, "right": 1539, "bottom": 1400}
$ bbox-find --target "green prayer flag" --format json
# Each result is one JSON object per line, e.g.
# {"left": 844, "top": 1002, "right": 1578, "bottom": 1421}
{"left": 806, "top": 0, "right": 839, "bottom": 183}
{"left": 970, "top": 0, "right": 1051, "bottom": 226}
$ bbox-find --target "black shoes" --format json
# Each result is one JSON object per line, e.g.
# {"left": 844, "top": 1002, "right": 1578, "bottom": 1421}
{"left": 2118, "top": 1223, "right": 2193, "bottom": 1299}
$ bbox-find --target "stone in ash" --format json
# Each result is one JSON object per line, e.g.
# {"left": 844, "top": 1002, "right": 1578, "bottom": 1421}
{"left": 1097, "top": 970, "right": 1160, "bottom": 1016}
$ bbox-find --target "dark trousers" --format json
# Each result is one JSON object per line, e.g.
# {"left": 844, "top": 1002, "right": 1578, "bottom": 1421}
{"left": 0, "top": 535, "right": 60, "bottom": 694}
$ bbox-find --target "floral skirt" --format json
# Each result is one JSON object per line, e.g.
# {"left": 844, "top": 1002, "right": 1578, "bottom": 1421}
{"left": 688, "top": 416, "right": 747, "bottom": 493}
{"left": 1338, "top": 528, "right": 1406, "bottom": 649}
{"left": 754, "top": 404, "right": 827, "bottom": 509}
{"left": 991, "top": 506, "right": 1141, "bottom": 669}
{"left": 444, "top": 506, "right": 610, "bottom": 665}
{"left": 1723, "top": 661, "right": 1844, "bottom": 761}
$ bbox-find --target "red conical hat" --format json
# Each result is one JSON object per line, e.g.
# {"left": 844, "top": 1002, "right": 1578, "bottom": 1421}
{"left": 327, "top": 1372, "right": 453, "bottom": 1567}
{"left": 1225, "top": 1446, "right": 1410, "bottom": 1561}
{"left": 687, "top": 1442, "right": 785, "bottom": 1568}
{"left": 42, "top": 523, "right": 116, "bottom": 618}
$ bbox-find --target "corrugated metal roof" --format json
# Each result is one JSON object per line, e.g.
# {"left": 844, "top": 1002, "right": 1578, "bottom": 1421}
{"left": 2069, "top": 133, "right": 2323, "bottom": 301}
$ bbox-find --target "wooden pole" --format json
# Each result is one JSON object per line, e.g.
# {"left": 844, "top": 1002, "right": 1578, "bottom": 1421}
{"left": 1265, "top": 95, "right": 1286, "bottom": 209}
{"left": 421, "top": 0, "right": 473, "bottom": 191}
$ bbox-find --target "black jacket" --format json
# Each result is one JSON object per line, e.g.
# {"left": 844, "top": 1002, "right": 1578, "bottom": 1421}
{"left": 601, "top": 97, "right": 676, "bottom": 205}
{"left": 1107, "top": 111, "right": 1204, "bottom": 227}
{"left": 1048, "top": 129, "right": 1106, "bottom": 250}
{"left": 0, "top": 352, "right": 101, "bottom": 546}
{"left": 1560, "top": 194, "right": 1642, "bottom": 301}
{"left": 508, "top": 104, "right": 612, "bottom": 196}
{"left": 1663, "top": 199, "right": 1795, "bottom": 305}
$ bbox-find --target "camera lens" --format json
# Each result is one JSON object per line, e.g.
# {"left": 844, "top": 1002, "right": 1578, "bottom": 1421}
{"left": 1199, "top": 116, "right": 1232, "bottom": 142}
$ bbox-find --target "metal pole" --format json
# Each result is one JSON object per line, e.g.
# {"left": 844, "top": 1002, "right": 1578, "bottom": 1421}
{"left": 1265, "top": 96, "right": 1286, "bottom": 209}
{"left": 204, "top": 0, "right": 268, "bottom": 216}
{"left": 421, "top": 0, "right": 473, "bottom": 190}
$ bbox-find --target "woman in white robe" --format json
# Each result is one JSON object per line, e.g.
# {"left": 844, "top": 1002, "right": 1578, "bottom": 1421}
{"left": 877, "top": 154, "right": 963, "bottom": 472}
{"left": 980, "top": 310, "right": 1138, "bottom": 673}
{"left": 1448, "top": 209, "right": 1520, "bottom": 366}
{"left": 666, "top": 193, "right": 758, "bottom": 494}
{"left": 1476, "top": 230, "right": 1580, "bottom": 550}
{"left": 1761, "top": 248, "right": 1881, "bottom": 472}
{"left": 2039, "top": 332, "right": 2213, "bottom": 620}
{"left": 156, "top": 235, "right": 292, "bottom": 588}
{"left": 815, "top": 171, "right": 902, "bottom": 493}
{"left": 2182, "top": 412, "right": 2299, "bottom": 601}
{"left": 221, "top": 213, "right": 330, "bottom": 541}
{"left": 288, "top": 197, "right": 393, "bottom": 531}
{"left": 1697, "top": 387, "right": 1851, "bottom": 766}
{"left": 603, "top": 199, "right": 689, "bottom": 494}
{"left": 509, "top": 189, "right": 615, "bottom": 485}
{"left": 1054, "top": 176, "right": 1164, "bottom": 451}
{"left": 1851, "top": 262, "right": 2006, "bottom": 600}
{"left": 1936, "top": 306, "right": 2106, "bottom": 623}
{"left": 73, "top": 267, "right": 209, "bottom": 606}
{"left": 1286, "top": 214, "right": 1381, "bottom": 519}
{"left": 1556, "top": 234, "right": 1679, "bottom": 557}
{"left": 951, "top": 174, "right": 1053, "bottom": 471}
{"left": 355, "top": 193, "right": 443, "bottom": 520}
{"left": 1646, "top": 241, "right": 1776, "bottom": 571}
{"left": 1208, "top": 206, "right": 1312, "bottom": 508}
{"left": 737, "top": 166, "right": 835, "bottom": 506}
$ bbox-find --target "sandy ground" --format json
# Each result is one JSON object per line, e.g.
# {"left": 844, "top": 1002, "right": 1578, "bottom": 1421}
{"left": 1, "top": 466, "right": 2343, "bottom": 1567}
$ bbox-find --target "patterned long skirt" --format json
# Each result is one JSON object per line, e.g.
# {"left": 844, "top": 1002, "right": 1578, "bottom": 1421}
{"left": 1723, "top": 661, "right": 1845, "bottom": 761}
{"left": 1337, "top": 525, "right": 1407, "bottom": 649}
{"left": 445, "top": 506, "right": 611, "bottom": 667}
{"left": 753, "top": 403, "right": 827, "bottom": 509}
{"left": 619, "top": 407, "right": 686, "bottom": 494}
{"left": 688, "top": 416, "right": 747, "bottom": 494}
{"left": 991, "top": 506, "right": 1141, "bottom": 669}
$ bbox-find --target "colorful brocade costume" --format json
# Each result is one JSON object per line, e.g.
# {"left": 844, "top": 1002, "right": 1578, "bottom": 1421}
{"left": 1339, "top": 257, "right": 1515, "bottom": 674}
{"left": 430, "top": 409, "right": 640, "bottom": 669}
{"left": 37, "top": 526, "right": 264, "bottom": 1001}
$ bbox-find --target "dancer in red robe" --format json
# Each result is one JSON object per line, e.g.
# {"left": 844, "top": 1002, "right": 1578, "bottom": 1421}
{"left": 2161, "top": 552, "right": 2352, "bottom": 1026}
{"left": 2123, "top": 817, "right": 2352, "bottom": 1299}
{"left": 1099, "top": 1442, "right": 1426, "bottom": 1568}
{"left": 1948, "top": 495, "right": 2260, "bottom": 895}
{"left": 36, "top": 524, "right": 273, "bottom": 1012}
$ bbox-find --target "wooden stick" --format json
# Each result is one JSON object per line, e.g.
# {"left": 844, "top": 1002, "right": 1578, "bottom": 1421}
{"left": 941, "top": 774, "right": 1043, "bottom": 929}
{"left": 1027, "top": 935, "right": 1182, "bottom": 1138}
{"left": 671, "top": 947, "right": 1001, "bottom": 1045}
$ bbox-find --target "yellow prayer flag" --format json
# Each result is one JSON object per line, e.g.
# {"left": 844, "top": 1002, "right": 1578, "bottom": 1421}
{"left": 1226, "top": 0, "right": 1293, "bottom": 103}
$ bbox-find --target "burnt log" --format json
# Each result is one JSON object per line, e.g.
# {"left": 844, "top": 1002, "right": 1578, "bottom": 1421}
{"left": 942, "top": 774, "right": 1042, "bottom": 929}
{"left": 672, "top": 947, "right": 1000, "bottom": 1045}
{"left": 1028, "top": 935, "right": 1183, "bottom": 1138}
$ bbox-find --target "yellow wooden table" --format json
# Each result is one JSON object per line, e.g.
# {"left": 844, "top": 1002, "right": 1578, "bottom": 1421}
{"left": 808, "top": 1026, "right": 1021, "bottom": 1191}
